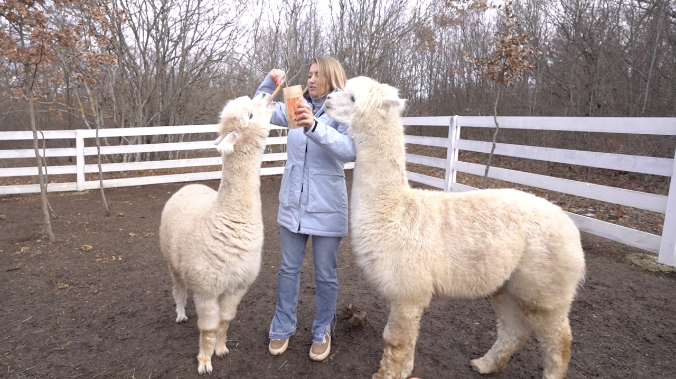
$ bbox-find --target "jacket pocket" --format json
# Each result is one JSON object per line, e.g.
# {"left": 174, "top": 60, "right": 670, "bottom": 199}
{"left": 307, "top": 170, "right": 346, "bottom": 213}
{"left": 279, "top": 165, "right": 295, "bottom": 207}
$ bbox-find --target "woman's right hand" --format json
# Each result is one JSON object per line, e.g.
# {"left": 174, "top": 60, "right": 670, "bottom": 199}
{"left": 270, "top": 69, "right": 285, "bottom": 86}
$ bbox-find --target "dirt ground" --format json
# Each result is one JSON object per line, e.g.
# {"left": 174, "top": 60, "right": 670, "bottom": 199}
{"left": 1, "top": 172, "right": 676, "bottom": 379}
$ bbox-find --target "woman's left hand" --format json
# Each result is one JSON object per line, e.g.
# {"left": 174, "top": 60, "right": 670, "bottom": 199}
{"left": 294, "top": 104, "right": 315, "bottom": 128}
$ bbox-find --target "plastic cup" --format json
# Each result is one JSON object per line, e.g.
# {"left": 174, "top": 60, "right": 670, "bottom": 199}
{"left": 283, "top": 85, "right": 304, "bottom": 129}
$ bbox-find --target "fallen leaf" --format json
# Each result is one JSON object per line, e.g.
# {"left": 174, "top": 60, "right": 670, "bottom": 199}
{"left": 57, "top": 283, "right": 70, "bottom": 290}
{"left": 0, "top": 215, "right": 6, "bottom": 220}
{"left": 81, "top": 245, "right": 93, "bottom": 252}
{"left": 20, "top": 246, "right": 29, "bottom": 252}
{"left": 129, "top": 233, "right": 137, "bottom": 237}
{"left": 341, "top": 304, "right": 368, "bottom": 329}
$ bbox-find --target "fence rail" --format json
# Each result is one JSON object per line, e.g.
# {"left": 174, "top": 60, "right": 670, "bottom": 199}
{"left": 1, "top": 116, "right": 675, "bottom": 266}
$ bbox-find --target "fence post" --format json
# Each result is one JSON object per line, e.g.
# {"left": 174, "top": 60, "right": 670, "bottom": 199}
{"left": 444, "top": 115, "right": 460, "bottom": 192}
{"left": 658, "top": 145, "right": 676, "bottom": 266}
{"left": 75, "top": 130, "right": 85, "bottom": 191}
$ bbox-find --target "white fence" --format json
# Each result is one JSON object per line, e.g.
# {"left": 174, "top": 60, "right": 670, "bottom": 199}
{"left": 1, "top": 116, "right": 675, "bottom": 266}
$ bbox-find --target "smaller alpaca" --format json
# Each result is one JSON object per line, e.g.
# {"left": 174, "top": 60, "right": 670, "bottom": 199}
{"left": 159, "top": 93, "right": 273, "bottom": 374}
{"left": 325, "top": 76, "right": 586, "bottom": 379}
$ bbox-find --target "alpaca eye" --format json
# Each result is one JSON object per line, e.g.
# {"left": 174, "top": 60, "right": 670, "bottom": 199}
{"left": 350, "top": 95, "right": 355, "bottom": 102}
{"left": 249, "top": 111, "right": 253, "bottom": 119}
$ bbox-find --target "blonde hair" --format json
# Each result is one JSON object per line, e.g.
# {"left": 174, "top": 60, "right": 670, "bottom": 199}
{"left": 303, "top": 57, "right": 346, "bottom": 98}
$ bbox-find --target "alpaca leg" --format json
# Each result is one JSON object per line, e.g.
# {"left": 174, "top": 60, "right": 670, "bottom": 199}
{"left": 399, "top": 338, "right": 417, "bottom": 379}
{"left": 471, "top": 291, "right": 533, "bottom": 374}
{"left": 373, "top": 302, "right": 425, "bottom": 379}
{"left": 527, "top": 309, "right": 572, "bottom": 379}
{"left": 194, "top": 294, "right": 220, "bottom": 375}
{"left": 215, "top": 321, "right": 230, "bottom": 358}
{"left": 169, "top": 267, "right": 188, "bottom": 323}
{"left": 215, "top": 287, "right": 248, "bottom": 357}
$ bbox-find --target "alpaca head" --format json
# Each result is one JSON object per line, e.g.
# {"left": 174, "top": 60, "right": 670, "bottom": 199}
{"left": 325, "top": 76, "right": 406, "bottom": 138}
{"left": 214, "top": 92, "right": 274, "bottom": 155}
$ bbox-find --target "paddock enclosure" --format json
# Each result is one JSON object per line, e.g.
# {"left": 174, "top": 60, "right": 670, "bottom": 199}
{"left": 1, "top": 116, "right": 674, "bottom": 265}
{"left": 1, "top": 116, "right": 675, "bottom": 378}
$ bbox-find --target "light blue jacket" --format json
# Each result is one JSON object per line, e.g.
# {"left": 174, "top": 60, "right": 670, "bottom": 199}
{"left": 255, "top": 75, "right": 356, "bottom": 237}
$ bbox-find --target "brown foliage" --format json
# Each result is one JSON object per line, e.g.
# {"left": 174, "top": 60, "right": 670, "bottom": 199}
{"left": 0, "top": 0, "right": 121, "bottom": 100}
{"left": 434, "top": 0, "right": 491, "bottom": 28}
{"left": 465, "top": 2, "right": 540, "bottom": 87}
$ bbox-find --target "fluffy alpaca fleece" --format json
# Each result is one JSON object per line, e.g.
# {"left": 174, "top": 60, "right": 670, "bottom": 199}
{"left": 159, "top": 93, "right": 273, "bottom": 374}
{"left": 325, "top": 76, "right": 586, "bottom": 379}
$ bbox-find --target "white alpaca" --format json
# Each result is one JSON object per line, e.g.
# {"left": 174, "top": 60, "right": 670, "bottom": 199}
{"left": 325, "top": 77, "right": 586, "bottom": 379}
{"left": 159, "top": 93, "right": 273, "bottom": 374}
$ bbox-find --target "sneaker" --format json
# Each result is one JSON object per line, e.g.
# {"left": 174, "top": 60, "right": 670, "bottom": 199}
{"left": 269, "top": 338, "right": 288, "bottom": 355}
{"left": 309, "top": 333, "right": 331, "bottom": 361}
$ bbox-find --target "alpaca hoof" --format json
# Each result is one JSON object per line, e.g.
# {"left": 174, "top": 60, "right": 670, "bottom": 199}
{"left": 400, "top": 359, "right": 414, "bottom": 378}
{"left": 470, "top": 357, "right": 498, "bottom": 374}
{"left": 215, "top": 343, "right": 229, "bottom": 357}
{"left": 372, "top": 369, "right": 396, "bottom": 379}
{"left": 197, "top": 356, "right": 212, "bottom": 375}
{"left": 176, "top": 314, "right": 188, "bottom": 323}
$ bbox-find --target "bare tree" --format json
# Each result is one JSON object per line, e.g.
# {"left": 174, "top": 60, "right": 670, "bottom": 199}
{"left": 327, "top": 0, "right": 428, "bottom": 81}
{"left": 107, "top": 0, "right": 252, "bottom": 161}
{"left": 458, "top": 1, "right": 539, "bottom": 188}
{"left": 1, "top": 0, "right": 60, "bottom": 240}
{"left": 53, "top": 1, "right": 122, "bottom": 216}
{"left": 2, "top": 0, "right": 675, "bottom": 181}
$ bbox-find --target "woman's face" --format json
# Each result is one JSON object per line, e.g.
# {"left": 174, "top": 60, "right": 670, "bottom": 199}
{"left": 307, "top": 63, "right": 323, "bottom": 98}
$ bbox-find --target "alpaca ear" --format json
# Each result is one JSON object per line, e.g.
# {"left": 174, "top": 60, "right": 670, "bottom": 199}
{"left": 213, "top": 134, "right": 225, "bottom": 145}
{"left": 381, "top": 97, "right": 406, "bottom": 112}
{"left": 216, "top": 130, "right": 241, "bottom": 154}
{"left": 240, "top": 110, "right": 252, "bottom": 128}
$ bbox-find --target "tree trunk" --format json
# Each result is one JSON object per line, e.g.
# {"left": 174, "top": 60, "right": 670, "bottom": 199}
{"left": 641, "top": 0, "right": 666, "bottom": 116}
{"left": 95, "top": 125, "right": 110, "bottom": 216}
{"left": 481, "top": 86, "right": 501, "bottom": 190}
{"left": 83, "top": 80, "right": 110, "bottom": 216}
{"left": 25, "top": 64, "right": 55, "bottom": 241}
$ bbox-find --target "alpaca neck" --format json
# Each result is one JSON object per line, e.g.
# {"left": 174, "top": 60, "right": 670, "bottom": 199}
{"left": 352, "top": 114, "right": 409, "bottom": 201}
{"left": 215, "top": 148, "right": 263, "bottom": 210}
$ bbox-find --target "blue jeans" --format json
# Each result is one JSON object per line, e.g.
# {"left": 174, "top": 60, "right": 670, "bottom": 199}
{"left": 269, "top": 226, "right": 341, "bottom": 343}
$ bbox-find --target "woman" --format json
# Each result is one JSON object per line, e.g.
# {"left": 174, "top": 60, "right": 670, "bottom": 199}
{"left": 255, "top": 57, "right": 355, "bottom": 361}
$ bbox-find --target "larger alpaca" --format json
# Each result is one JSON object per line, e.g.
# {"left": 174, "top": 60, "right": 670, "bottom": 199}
{"left": 325, "top": 77, "right": 586, "bottom": 379}
{"left": 159, "top": 93, "right": 273, "bottom": 374}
